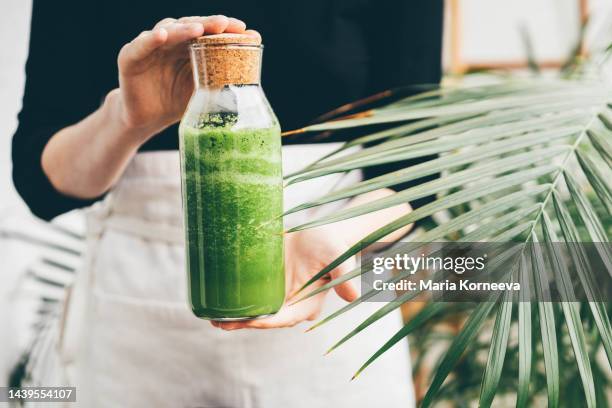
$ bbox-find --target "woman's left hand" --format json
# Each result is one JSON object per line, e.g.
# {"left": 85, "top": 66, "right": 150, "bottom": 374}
{"left": 212, "top": 188, "right": 413, "bottom": 330}
{"left": 212, "top": 226, "right": 359, "bottom": 330}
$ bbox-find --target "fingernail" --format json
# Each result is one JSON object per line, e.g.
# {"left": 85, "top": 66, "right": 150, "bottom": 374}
{"left": 229, "top": 17, "right": 246, "bottom": 26}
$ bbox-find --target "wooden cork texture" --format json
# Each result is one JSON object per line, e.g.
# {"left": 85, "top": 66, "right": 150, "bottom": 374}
{"left": 191, "top": 34, "right": 262, "bottom": 88}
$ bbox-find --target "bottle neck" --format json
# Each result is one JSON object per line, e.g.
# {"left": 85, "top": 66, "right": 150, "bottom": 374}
{"left": 190, "top": 44, "right": 262, "bottom": 89}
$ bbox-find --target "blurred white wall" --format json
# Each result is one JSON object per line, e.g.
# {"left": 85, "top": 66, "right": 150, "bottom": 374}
{"left": 462, "top": 0, "right": 580, "bottom": 64}
{"left": 0, "top": 0, "right": 31, "bottom": 216}
{"left": 443, "top": 0, "right": 611, "bottom": 71}
{"left": 0, "top": 0, "right": 33, "bottom": 389}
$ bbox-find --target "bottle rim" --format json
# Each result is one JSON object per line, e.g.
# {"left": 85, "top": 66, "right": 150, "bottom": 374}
{"left": 190, "top": 42, "right": 264, "bottom": 50}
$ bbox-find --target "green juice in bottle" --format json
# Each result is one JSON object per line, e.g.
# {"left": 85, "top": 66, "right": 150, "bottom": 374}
{"left": 179, "top": 34, "right": 284, "bottom": 320}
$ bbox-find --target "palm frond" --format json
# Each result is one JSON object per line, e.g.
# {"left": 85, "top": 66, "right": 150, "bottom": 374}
{"left": 289, "top": 77, "right": 612, "bottom": 406}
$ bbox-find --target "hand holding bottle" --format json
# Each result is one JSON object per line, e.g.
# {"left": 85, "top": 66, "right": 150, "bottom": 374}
{"left": 116, "top": 15, "right": 260, "bottom": 139}
{"left": 212, "top": 226, "right": 360, "bottom": 330}
{"left": 212, "top": 189, "right": 413, "bottom": 330}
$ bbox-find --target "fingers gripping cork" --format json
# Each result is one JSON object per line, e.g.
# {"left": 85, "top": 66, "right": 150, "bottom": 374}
{"left": 191, "top": 33, "right": 263, "bottom": 88}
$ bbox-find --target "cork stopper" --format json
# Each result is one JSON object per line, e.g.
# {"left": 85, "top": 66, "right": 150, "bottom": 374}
{"left": 190, "top": 34, "right": 262, "bottom": 88}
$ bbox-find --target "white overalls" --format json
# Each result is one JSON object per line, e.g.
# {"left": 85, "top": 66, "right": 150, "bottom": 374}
{"left": 53, "top": 145, "right": 414, "bottom": 407}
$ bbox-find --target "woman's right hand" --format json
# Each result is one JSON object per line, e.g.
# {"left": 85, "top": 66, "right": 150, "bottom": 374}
{"left": 115, "top": 15, "right": 259, "bottom": 140}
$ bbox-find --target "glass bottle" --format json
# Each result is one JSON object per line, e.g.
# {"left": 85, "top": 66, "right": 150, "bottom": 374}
{"left": 179, "top": 34, "right": 284, "bottom": 320}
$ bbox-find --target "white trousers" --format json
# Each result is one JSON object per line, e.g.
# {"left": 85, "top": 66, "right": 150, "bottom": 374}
{"left": 56, "top": 146, "right": 414, "bottom": 408}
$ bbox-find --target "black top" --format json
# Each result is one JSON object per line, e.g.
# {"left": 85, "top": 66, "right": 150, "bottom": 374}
{"left": 12, "top": 0, "right": 443, "bottom": 221}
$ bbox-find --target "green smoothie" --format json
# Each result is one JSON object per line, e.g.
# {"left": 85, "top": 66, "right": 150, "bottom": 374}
{"left": 179, "top": 123, "right": 285, "bottom": 320}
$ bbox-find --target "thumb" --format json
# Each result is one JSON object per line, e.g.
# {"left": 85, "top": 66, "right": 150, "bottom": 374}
{"left": 330, "top": 255, "right": 359, "bottom": 302}
{"left": 334, "top": 280, "right": 359, "bottom": 302}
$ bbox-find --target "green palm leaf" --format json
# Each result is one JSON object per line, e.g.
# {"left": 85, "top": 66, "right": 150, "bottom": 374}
{"left": 541, "top": 212, "right": 596, "bottom": 407}
{"left": 575, "top": 150, "right": 612, "bottom": 213}
{"left": 531, "top": 233, "right": 560, "bottom": 408}
{"left": 351, "top": 302, "right": 448, "bottom": 380}
{"left": 286, "top": 125, "right": 579, "bottom": 185}
{"left": 516, "top": 254, "right": 532, "bottom": 408}
{"left": 552, "top": 193, "right": 612, "bottom": 365}
{"left": 287, "top": 77, "right": 612, "bottom": 406}
{"left": 421, "top": 301, "right": 497, "bottom": 408}
{"left": 479, "top": 289, "right": 513, "bottom": 408}
{"left": 563, "top": 171, "right": 612, "bottom": 277}
{"left": 587, "top": 128, "right": 612, "bottom": 167}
